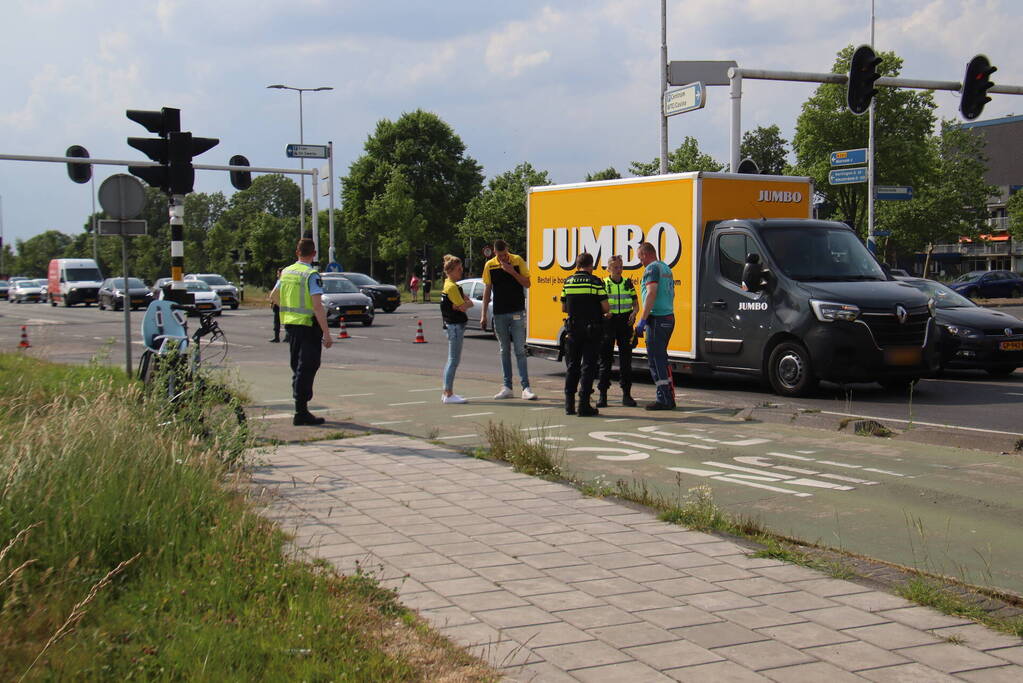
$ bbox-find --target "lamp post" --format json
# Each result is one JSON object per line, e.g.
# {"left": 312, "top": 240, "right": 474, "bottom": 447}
{"left": 267, "top": 84, "right": 333, "bottom": 239}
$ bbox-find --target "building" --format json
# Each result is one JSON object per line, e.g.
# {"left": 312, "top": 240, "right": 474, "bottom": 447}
{"left": 923, "top": 114, "right": 1023, "bottom": 276}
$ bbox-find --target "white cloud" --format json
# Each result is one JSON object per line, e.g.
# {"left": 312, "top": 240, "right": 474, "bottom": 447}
{"left": 485, "top": 7, "right": 563, "bottom": 77}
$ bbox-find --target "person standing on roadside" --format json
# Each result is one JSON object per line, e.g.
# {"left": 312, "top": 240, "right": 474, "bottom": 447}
{"left": 481, "top": 239, "right": 537, "bottom": 400}
{"left": 409, "top": 273, "right": 420, "bottom": 303}
{"left": 440, "top": 255, "right": 473, "bottom": 404}
{"left": 270, "top": 238, "right": 333, "bottom": 426}
{"left": 597, "top": 254, "right": 638, "bottom": 407}
{"left": 635, "top": 242, "right": 676, "bottom": 410}
{"left": 269, "top": 268, "right": 284, "bottom": 343}
{"left": 561, "top": 252, "right": 609, "bottom": 416}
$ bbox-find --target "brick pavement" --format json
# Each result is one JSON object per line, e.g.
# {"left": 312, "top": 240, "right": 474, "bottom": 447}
{"left": 251, "top": 434, "right": 1023, "bottom": 681}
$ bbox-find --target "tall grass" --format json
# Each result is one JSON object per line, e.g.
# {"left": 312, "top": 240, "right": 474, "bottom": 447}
{"left": 0, "top": 354, "right": 492, "bottom": 681}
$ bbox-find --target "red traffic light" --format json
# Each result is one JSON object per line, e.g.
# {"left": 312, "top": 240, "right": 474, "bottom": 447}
{"left": 961, "top": 55, "right": 997, "bottom": 120}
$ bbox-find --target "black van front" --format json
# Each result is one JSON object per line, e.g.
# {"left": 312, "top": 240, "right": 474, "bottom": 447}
{"left": 699, "top": 219, "right": 939, "bottom": 396}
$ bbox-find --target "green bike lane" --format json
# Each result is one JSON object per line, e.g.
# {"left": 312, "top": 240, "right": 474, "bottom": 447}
{"left": 240, "top": 361, "right": 1023, "bottom": 597}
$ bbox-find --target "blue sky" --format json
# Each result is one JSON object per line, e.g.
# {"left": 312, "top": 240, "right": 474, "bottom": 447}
{"left": 2, "top": 0, "right": 1021, "bottom": 247}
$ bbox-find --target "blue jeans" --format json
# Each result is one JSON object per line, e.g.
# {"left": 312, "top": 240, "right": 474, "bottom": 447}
{"left": 493, "top": 311, "right": 530, "bottom": 389}
{"left": 443, "top": 323, "right": 466, "bottom": 391}
{"left": 645, "top": 314, "right": 676, "bottom": 406}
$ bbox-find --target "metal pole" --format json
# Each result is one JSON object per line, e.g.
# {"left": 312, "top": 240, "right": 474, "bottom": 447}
{"left": 91, "top": 175, "right": 98, "bottom": 262}
{"left": 328, "top": 140, "right": 336, "bottom": 265}
{"left": 170, "top": 194, "right": 185, "bottom": 291}
{"left": 866, "top": 0, "right": 877, "bottom": 254}
{"left": 659, "top": 0, "right": 668, "bottom": 174}
{"left": 729, "top": 68, "right": 742, "bottom": 173}
{"left": 121, "top": 235, "right": 131, "bottom": 376}
{"left": 298, "top": 90, "right": 306, "bottom": 237}
{"left": 0, "top": 193, "right": 4, "bottom": 277}
{"left": 310, "top": 171, "right": 320, "bottom": 261}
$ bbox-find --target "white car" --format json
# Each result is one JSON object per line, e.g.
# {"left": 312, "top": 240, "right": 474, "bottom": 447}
{"left": 159, "top": 280, "right": 222, "bottom": 315}
{"left": 185, "top": 273, "right": 239, "bottom": 309}
{"left": 8, "top": 279, "right": 45, "bottom": 303}
{"left": 456, "top": 278, "right": 496, "bottom": 333}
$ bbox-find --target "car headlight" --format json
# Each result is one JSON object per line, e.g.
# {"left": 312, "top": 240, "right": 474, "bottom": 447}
{"left": 810, "top": 300, "right": 860, "bottom": 322}
{"left": 70, "top": 287, "right": 78, "bottom": 292}
{"left": 940, "top": 324, "right": 982, "bottom": 339}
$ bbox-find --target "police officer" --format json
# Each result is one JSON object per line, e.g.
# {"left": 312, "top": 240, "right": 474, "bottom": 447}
{"left": 561, "top": 252, "right": 609, "bottom": 416}
{"left": 597, "top": 254, "right": 638, "bottom": 408}
{"left": 271, "top": 237, "right": 333, "bottom": 426}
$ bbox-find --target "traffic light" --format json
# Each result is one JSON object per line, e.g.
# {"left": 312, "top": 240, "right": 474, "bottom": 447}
{"left": 847, "top": 45, "right": 882, "bottom": 115}
{"left": 230, "top": 249, "right": 239, "bottom": 262}
{"left": 244, "top": 248, "right": 253, "bottom": 262}
{"left": 229, "top": 155, "right": 252, "bottom": 190}
{"left": 961, "top": 55, "right": 997, "bottom": 120}
{"left": 65, "top": 145, "right": 92, "bottom": 184}
{"left": 126, "top": 107, "right": 219, "bottom": 195}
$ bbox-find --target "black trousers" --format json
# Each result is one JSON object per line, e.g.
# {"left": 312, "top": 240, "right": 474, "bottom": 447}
{"left": 598, "top": 313, "right": 633, "bottom": 392}
{"left": 272, "top": 304, "right": 281, "bottom": 339}
{"left": 564, "top": 319, "right": 602, "bottom": 398}
{"left": 286, "top": 323, "right": 323, "bottom": 412}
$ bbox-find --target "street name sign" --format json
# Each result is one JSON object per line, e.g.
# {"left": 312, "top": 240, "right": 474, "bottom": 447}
{"left": 830, "top": 148, "right": 867, "bottom": 167}
{"left": 667, "top": 60, "right": 737, "bottom": 86}
{"left": 663, "top": 82, "right": 705, "bottom": 117}
{"left": 98, "top": 219, "right": 147, "bottom": 236}
{"left": 829, "top": 166, "right": 867, "bottom": 185}
{"left": 286, "top": 144, "right": 329, "bottom": 159}
{"left": 875, "top": 185, "right": 914, "bottom": 201}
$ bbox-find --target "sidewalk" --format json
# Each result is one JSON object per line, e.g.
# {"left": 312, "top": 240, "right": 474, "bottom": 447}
{"left": 252, "top": 434, "right": 1023, "bottom": 681}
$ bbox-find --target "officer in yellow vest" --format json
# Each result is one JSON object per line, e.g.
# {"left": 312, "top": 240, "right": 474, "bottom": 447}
{"left": 560, "top": 252, "right": 609, "bottom": 416}
{"left": 270, "top": 237, "right": 333, "bottom": 425}
{"left": 597, "top": 254, "right": 638, "bottom": 407}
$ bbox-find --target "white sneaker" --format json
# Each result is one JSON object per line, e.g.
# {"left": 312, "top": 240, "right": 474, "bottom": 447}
{"left": 442, "top": 394, "right": 468, "bottom": 404}
{"left": 494, "top": 386, "right": 513, "bottom": 399}
{"left": 521, "top": 387, "right": 538, "bottom": 401}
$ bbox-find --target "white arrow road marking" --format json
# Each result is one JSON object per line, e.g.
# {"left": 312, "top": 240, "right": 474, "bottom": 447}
{"left": 737, "top": 456, "right": 881, "bottom": 486}
{"left": 569, "top": 447, "right": 650, "bottom": 461}
{"left": 863, "top": 467, "right": 904, "bottom": 476}
{"left": 711, "top": 475, "right": 813, "bottom": 497}
{"left": 817, "top": 460, "right": 862, "bottom": 469}
{"left": 821, "top": 473, "right": 878, "bottom": 485}
{"left": 389, "top": 401, "right": 426, "bottom": 406}
{"left": 704, "top": 461, "right": 795, "bottom": 479}
{"left": 767, "top": 452, "right": 815, "bottom": 461}
{"left": 453, "top": 412, "right": 494, "bottom": 418}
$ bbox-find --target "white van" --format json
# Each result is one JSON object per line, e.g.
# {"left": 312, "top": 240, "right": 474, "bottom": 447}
{"left": 48, "top": 258, "right": 104, "bottom": 307}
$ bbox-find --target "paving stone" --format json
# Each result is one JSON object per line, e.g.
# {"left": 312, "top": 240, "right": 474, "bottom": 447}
{"left": 417, "top": 604, "right": 480, "bottom": 628}
{"left": 663, "top": 660, "right": 770, "bottom": 681}
{"left": 613, "top": 563, "right": 684, "bottom": 583}
{"left": 751, "top": 564, "right": 829, "bottom": 583}
{"left": 759, "top": 591, "right": 838, "bottom": 613}
{"left": 476, "top": 605, "right": 562, "bottom": 629}
{"left": 958, "top": 665, "right": 1023, "bottom": 682}
{"left": 573, "top": 661, "right": 675, "bottom": 682}
{"left": 604, "top": 590, "right": 681, "bottom": 612}
{"left": 686, "top": 541, "right": 748, "bottom": 556}
{"left": 497, "top": 540, "right": 561, "bottom": 556}
{"left": 449, "top": 590, "right": 530, "bottom": 612}
{"left": 800, "top": 605, "right": 891, "bottom": 630}
{"left": 675, "top": 621, "right": 770, "bottom": 649}
{"left": 758, "top": 621, "right": 856, "bottom": 649}
{"left": 425, "top": 576, "right": 500, "bottom": 597}
{"left": 474, "top": 563, "right": 546, "bottom": 582}
{"left": 370, "top": 540, "right": 429, "bottom": 557}
{"left": 497, "top": 577, "right": 575, "bottom": 597}
{"left": 628, "top": 639, "right": 724, "bottom": 670}
{"left": 877, "top": 606, "right": 974, "bottom": 630}
{"left": 520, "top": 551, "right": 589, "bottom": 570}
{"left": 457, "top": 551, "right": 521, "bottom": 568}
{"left": 404, "top": 562, "right": 477, "bottom": 582}
{"left": 589, "top": 621, "right": 678, "bottom": 649}
{"left": 534, "top": 639, "right": 632, "bottom": 670}
{"left": 804, "top": 641, "right": 910, "bottom": 671}
{"left": 715, "top": 605, "right": 807, "bottom": 629}
{"left": 786, "top": 578, "right": 873, "bottom": 598}
{"left": 624, "top": 540, "right": 694, "bottom": 557}
{"left": 527, "top": 589, "right": 606, "bottom": 612}
{"left": 466, "top": 637, "right": 545, "bottom": 668}
{"left": 897, "top": 642, "right": 1012, "bottom": 673}
{"left": 684, "top": 564, "right": 758, "bottom": 582}
{"left": 574, "top": 576, "right": 649, "bottom": 597}
{"left": 557, "top": 605, "right": 642, "bottom": 629}
{"left": 831, "top": 591, "right": 915, "bottom": 613}
{"left": 503, "top": 661, "right": 579, "bottom": 682}
{"left": 545, "top": 563, "right": 619, "bottom": 583}
{"left": 843, "top": 622, "right": 942, "bottom": 650}
{"left": 504, "top": 621, "right": 595, "bottom": 648}
{"left": 683, "top": 591, "right": 763, "bottom": 612}
{"left": 646, "top": 576, "right": 721, "bottom": 597}
{"left": 762, "top": 661, "right": 867, "bottom": 682}
{"left": 657, "top": 552, "right": 723, "bottom": 570}
{"left": 713, "top": 640, "right": 816, "bottom": 671}
{"left": 587, "top": 551, "right": 660, "bottom": 570}
{"left": 641, "top": 605, "right": 723, "bottom": 629}
{"left": 715, "top": 577, "right": 798, "bottom": 598}
{"left": 430, "top": 540, "right": 496, "bottom": 557}
{"left": 858, "top": 662, "right": 959, "bottom": 681}
{"left": 988, "top": 646, "right": 1023, "bottom": 665}
{"left": 928, "top": 624, "right": 1023, "bottom": 651}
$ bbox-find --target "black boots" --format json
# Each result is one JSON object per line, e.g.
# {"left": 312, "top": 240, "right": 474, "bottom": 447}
{"left": 622, "top": 388, "right": 636, "bottom": 407}
{"left": 294, "top": 403, "right": 325, "bottom": 426}
{"left": 577, "top": 394, "right": 599, "bottom": 417}
{"left": 565, "top": 394, "right": 576, "bottom": 415}
{"left": 596, "top": 390, "right": 608, "bottom": 408}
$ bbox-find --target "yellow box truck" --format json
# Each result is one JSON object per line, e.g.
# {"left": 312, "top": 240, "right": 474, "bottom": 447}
{"left": 526, "top": 172, "right": 938, "bottom": 396}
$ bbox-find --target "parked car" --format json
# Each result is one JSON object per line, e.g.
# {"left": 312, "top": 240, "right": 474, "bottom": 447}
{"left": 8, "top": 279, "right": 45, "bottom": 303}
{"left": 321, "top": 276, "right": 374, "bottom": 327}
{"left": 98, "top": 277, "right": 153, "bottom": 311}
{"left": 456, "top": 278, "right": 495, "bottom": 333}
{"left": 897, "top": 276, "right": 1023, "bottom": 377}
{"left": 0, "top": 281, "right": 9, "bottom": 299}
{"left": 33, "top": 279, "right": 50, "bottom": 303}
{"left": 333, "top": 272, "right": 400, "bottom": 312}
{"left": 948, "top": 270, "right": 1023, "bottom": 300}
{"left": 185, "top": 273, "right": 239, "bottom": 309}
{"left": 158, "top": 279, "right": 222, "bottom": 315}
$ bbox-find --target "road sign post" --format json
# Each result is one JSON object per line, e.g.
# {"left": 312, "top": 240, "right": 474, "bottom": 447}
{"left": 828, "top": 167, "right": 868, "bottom": 185}
{"left": 875, "top": 185, "right": 914, "bottom": 201}
{"left": 286, "top": 144, "right": 329, "bottom": 159}
{"left": 830, "top": 148, "right": 868, "bottom": 167}
{"left": 663, "top": 82, "right": 705, "bottom": 117}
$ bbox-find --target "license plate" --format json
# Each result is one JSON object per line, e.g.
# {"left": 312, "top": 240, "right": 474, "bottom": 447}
{"left": 387, "top": 297, "right": 398, "bottom": 301}
{"left": 884, "top": 347, "right": 921, "bottom": 366}
{"left": 1000, "top": 340, "right": 1023, "bottom": 351}
{"left": 347, "top": 309, "right": 362, "bottom": 315}
{"left": 198, "top": 304, "right": 213, "bottom": 310}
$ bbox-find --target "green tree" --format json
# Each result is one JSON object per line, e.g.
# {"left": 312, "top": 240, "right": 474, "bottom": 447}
{"left": 630, "top": 136, "right": 725, "bottom": 176}
{"left": 740, "top": 125, "right": 789, "bottom": 175}
{"left": 586, "top": 167, "right": 621, "bottom": 181}
{"left": 12, "top": 230, "right": 73, "bottom": 276}
{"left": 458, "top": 162, "right": 552, "bottom": 255}
{"left": 792, "top": 46, "right": 936, "bottom": 234}
{"left": 1007, "top": 190, "right": 1023, "bottom": 242}
{"left": 342, "top": 110, "right": 483, "bottom": 270}
{"left": 879, "top": 121, "right": 995, "bottom": 274}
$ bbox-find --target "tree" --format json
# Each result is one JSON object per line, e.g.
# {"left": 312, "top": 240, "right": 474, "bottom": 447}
{"left": 792, "top": 46, "right": 936, "bottom": 234}
{"left": 1007, "top": 190, "right": 1023, "bottom": 243}
{"left": 12, "top": 230, "right": 73, "bottom": 276}
{"left": 586, "top": 167, "right": 621, "bottom": 181}
{"left": 458, "top": 162, "right": 552, "bottom": 255}
{"left": 342, "top": 110, "right": 483, "bottom": 269}
{"left": 740, "top": 125, "right": 789, "bottom": 175}
{"left": 879, "top": 121, "right": 996, "bottom": 274}
{"left": 630, "top": 137, "right": 724, "bottom": 176}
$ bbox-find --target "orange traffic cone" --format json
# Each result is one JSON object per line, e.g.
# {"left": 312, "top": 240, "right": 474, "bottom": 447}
{"left": 413, "top": 319, "right": 428, "bottom": 344}
{"left": 19, "top": 325, "right": 30, "bottom": 349}
{"left": 337, "top": 318, "right": 350, "bottom": 339}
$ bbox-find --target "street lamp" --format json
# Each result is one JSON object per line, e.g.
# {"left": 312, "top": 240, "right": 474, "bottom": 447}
{"left": 267, "top": 84, "right": 333, "bottom": 238}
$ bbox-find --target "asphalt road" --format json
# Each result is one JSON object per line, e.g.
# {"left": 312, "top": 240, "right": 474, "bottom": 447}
{"left": 2, "top": 300, "right": 1022, "bottom": 437}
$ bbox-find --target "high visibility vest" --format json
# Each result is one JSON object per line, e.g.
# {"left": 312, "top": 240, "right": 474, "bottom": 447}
{"left": 279, "top": 262, "right": 317, "bottom": 326}
{"left": 604, "top": 276, "right": 635, "bottom": 314}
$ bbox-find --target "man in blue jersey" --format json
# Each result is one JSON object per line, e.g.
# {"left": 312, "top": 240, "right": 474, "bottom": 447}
{"left": 635, "top": 242, "right": 676, "bottom": 410}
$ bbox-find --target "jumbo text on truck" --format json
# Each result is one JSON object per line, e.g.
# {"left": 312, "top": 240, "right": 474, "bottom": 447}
{"left": 525, "top": 173, "right": 939, "bottom": 396}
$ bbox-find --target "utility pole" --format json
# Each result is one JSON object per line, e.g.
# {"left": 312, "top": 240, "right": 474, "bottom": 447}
{"left": 867, "top": 0, "right": 877, "bottom": 254}
{"left": 659, "top": 0, "right": 668, "bottom": 174}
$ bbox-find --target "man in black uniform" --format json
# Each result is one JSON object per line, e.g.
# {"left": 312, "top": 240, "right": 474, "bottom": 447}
{"left": 561, "top": 252, "right": 609, "bottom": 416}
{"left": 597, "top": 254, "right": 638, "bottom": 407}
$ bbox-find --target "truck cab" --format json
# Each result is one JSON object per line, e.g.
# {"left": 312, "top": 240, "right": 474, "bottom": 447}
{"left": 699, "top": 219, "right": 938, "bottom": 395}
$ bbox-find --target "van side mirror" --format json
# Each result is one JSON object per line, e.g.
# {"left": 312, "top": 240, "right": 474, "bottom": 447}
{"left": 741, "top": 253, "right": 766, "bottom": 293}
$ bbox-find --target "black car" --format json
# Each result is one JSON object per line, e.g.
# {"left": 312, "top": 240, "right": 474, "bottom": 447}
{"left": 98, "top": 277, "right": 153, "bottom": 311}
{"left": 948, "top": 270, "right": 1023, "bottom": 300}
{"left": 898, "top": 277, "right": 1023, "bottom": 377}
{"left": 335, "top": 272, "right": 401, "bottom": 312}
{"left": 320, "top": 276, "right": 374, "bottom": 326}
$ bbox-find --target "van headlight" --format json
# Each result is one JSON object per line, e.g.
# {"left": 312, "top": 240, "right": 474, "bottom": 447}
{"left": 810, "top": 300, "right": 860, "bottom": 322}
{"left": 940, "top": 324, "right": 982, "bottom": 339}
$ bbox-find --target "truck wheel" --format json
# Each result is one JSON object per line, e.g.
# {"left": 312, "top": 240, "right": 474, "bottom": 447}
{"left": 767, "top": 342, "right": 818, "bottom": 397}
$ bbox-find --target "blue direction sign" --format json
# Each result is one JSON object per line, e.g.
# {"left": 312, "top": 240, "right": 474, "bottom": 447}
{"left": 829, "top": 167, "right": 867, "bottom": 185}
{"left": 875, "top": 185, "right": 914, "bottom": 201}
{"left": 286, "top": 144, "right": 329, "bottom": 159}
{"left": 830, "top": 148, "right": 867, "bottom": 167}
{"left": 663, "top": 82, "right": 705, "bottom": 117}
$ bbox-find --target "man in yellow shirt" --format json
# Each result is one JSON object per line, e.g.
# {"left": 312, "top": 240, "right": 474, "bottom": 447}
{"left": 481, "top": 239, "right": 537, "bottom": 400}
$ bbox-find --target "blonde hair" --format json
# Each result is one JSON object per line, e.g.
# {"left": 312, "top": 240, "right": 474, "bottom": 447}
{"left": 442, "top": 254, "right": 462, "bottom": 274}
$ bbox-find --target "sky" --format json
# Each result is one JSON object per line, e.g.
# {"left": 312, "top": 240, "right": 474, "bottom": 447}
{"left": 1, "top": 0, "right": 1022, "bottom": 248}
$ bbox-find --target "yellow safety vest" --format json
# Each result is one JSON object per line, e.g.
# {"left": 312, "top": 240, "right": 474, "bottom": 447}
{"left": 279, "top": 262, "right": 317, "bottom": 326}
{"left": 604, "top": 276, "right": 635, "bottom": 315}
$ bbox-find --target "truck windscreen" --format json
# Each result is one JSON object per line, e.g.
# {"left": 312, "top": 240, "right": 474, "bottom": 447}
{"left": 65, "top": 268, "right": 102, "bottom": 281}
{"left": 762, "top": 227, "right": 885, "bottom": 282}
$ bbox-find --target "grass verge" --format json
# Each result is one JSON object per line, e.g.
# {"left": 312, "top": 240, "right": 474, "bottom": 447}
{"left": 0, "top": 353, "right": 492, "bottom": 681}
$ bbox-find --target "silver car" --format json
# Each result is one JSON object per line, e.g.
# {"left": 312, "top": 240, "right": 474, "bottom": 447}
{"left": 8, "top": 279, "right": 45, "bottom": 303}
{"left": 159, "top": 279, "right": 222, "bottom": 315}
{"left": 456, "top": 278, "right": 495, "bottom": 333}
